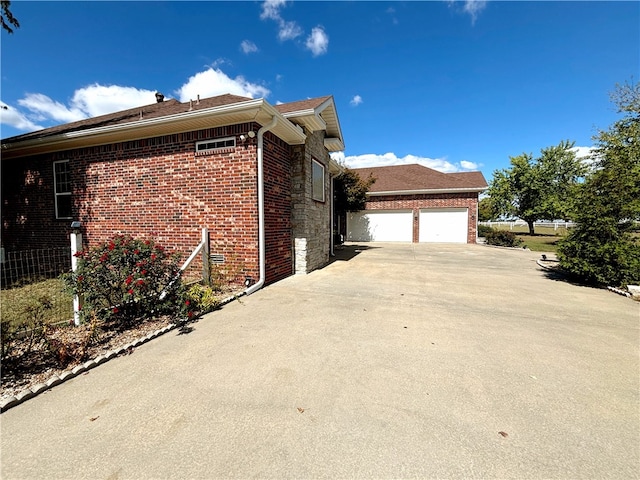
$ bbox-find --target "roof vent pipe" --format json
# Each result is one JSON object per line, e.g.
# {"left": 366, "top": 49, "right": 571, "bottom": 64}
{"left": 196, "top": 95, "right": 200, "bottom": 105}
{"left": 155, "top": 92, "right": 165, "bottom": 103}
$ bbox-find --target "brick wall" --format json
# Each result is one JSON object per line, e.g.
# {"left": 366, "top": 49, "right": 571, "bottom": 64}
{"left": 263, "top": 132, "right": 293, "bottom": 284}
{"left": 1, "top": 122, "right": 295, "bottom": 285}
{"left": 290, "top": 130, "right": 332, "bottom": 273}
{"left": 2, "top": 156, "right": 70, "bottom": 250}
{"left": 366, "top": 192, "right": 479, "bottom": 243}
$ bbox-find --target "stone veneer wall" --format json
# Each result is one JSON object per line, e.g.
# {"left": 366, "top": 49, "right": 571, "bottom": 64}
{"left": 290, "top": 130, "right": 332, "bottom": 274}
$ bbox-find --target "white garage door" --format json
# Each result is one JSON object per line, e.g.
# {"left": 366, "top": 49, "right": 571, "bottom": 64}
{"left": 347, "top": 210, "right": 413, "bottom": 242}
{"left": 419, "top": 208, "right": 468, "bottom": 243}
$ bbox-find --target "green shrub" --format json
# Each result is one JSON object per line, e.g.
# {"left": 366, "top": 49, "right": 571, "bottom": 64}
{"left": 484, "top": 228, "right": 524, "bottom": 248}
{"left": 65, "top": 235, "right": 185, "bottom": 324}
{"left": 557, "top": 229, "right": 640, "bottom": 287}
{"left": 185, "top": 284, "right": 222, "bottom": 317}
{"left": 477, "top": 224, "right": 494, "bottom": 238}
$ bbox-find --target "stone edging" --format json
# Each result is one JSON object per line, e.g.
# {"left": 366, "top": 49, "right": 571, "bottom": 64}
{"left": 481, "top": 243, "right": 532, "bottom": 252}
{"left": 0, "top": 293, "right": 242, "bottom": 414}
{"left": 536, "top": 259, "right": 636, "bottom": 300}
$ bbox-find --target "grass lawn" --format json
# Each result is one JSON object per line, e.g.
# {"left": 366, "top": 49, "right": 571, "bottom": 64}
{"left": 516, "top": 234, "right": 563, "bottom": 253}
{"left": 488, "top": 225, "right": 567, "bottom": 253}
{"left": 0, "top": 278, "right": 73, "bottom": 328}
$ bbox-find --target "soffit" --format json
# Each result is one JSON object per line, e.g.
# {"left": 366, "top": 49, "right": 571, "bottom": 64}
{"left": 277, "top": 96, "right": 345, "bottom": 152}
{"left": 1, "top": 99, "right": 306, "bottom": 160}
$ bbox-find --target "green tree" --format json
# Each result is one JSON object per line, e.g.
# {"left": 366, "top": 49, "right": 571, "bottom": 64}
{"left": 477, "top": 197, "right": 494, "bottom": 222}
{"left": 487, "top": 140, "right": 586, "bottom": 235}
{"left": 334, "top": 167, "right": 376, "bottom": 214}
{"left": 1, "top": 1, "right": 19, "bottom": 34}
{"left": 557, "top": 82, "right": 640, "bottom": 286}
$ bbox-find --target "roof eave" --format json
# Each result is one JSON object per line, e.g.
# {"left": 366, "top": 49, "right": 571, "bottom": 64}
{"left": 368, "top": 187, "right": 487, "bottom": 196}
{"left": 2, "top": 99, "right": 306, "bottom": 159}
{"left": 281, "top": 96, "right": 345, "bottom": 152}
{"left": 324, "top": 137, "right": 344, "bottom": 152}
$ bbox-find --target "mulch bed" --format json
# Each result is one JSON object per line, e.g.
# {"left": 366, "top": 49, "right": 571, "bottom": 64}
{"left": 1, "top": 315, "right": 175, "bottom": 400}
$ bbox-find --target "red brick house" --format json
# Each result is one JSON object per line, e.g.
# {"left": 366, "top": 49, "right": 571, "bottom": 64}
{"left": 1, "top": 94, "right": 344, "bottom": 289}
{"left": 347, "top": 164, "right": 487, "bottom": 243}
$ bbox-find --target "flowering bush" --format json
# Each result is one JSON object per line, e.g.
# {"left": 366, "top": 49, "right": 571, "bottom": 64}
{"left": 65, "top": 235, "right": 185, "bottom": 323}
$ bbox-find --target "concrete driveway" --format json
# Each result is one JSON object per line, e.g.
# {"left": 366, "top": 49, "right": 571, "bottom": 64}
{"left": 1, "top": 243, "right": 638, "bottom": 479}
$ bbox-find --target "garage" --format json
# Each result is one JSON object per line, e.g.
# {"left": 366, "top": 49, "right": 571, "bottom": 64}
{"left": 347, "top": 210, "right": 413, "bottom": 242}
{"left": 419, "top": 208, "right": 468, "bottom": 243}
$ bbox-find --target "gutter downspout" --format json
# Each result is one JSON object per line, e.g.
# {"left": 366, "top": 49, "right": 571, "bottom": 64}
{"left": 245, "top": 116, "right": 278, "bottom": 295}
{"left": 330, "top": 175, "right": 335, "bottom": 256}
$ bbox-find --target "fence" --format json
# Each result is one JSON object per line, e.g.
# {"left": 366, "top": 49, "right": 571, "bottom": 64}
{"left": 1, "top": 247, "right": 71, "bottom": 288}
{"left": 479, "top": 221, "right": 577, "bottom": 231}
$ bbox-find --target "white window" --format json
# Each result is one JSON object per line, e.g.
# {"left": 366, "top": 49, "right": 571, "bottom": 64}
{"left": 53, "top": 160, "right": 72, "bottom": 219}
{"left": 195, "top": 136, "right": 236, "bottom": 155}
{"left": 312, "top": 158, "right": 325, "bottom": 202}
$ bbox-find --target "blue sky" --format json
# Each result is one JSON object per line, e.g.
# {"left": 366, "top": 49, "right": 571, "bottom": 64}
{"left": 1, "top": 1, "right": 638, "bottom": 180}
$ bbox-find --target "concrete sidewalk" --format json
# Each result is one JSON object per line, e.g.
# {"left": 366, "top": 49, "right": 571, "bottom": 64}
{"left": 1, "top": 243, "right": 638, "bottom": 479}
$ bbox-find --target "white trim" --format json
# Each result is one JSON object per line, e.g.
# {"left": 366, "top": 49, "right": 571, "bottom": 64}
{"left": 195, "top": 136, "right": 236, "bottom": 155}
{"left": 2, "top": 99, "right": 307, "bottom": 158}
{"left": 368, "top": 187, "right": 486, "bottom": 196}
{"left": 53, "top": 159, "right": 72, "bottom": 219}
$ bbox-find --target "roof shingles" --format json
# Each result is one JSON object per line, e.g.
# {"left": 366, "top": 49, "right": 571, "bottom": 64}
{"left": 2, "top": 94, "right": 254, "bottom": 143}
{"left": 353, "top": 164, "right": 487, "bottom": 193}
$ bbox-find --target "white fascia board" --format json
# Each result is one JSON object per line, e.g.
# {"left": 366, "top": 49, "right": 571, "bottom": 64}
{"left": 281, "top": 110, "right": 326, "bottom": 132}
{"left": 259, "top": 101, "right": 306, "bottom": 142}
{"left": 65, "top": 99, "right": 267, "bottom": 139}
{"left": 368, "top": 187, "right": 487, "bottom": 196}
{"left": 3, "top": 98, "right": 306, "bottom": 155}
{"left": 324, "top": 137, "right": 344, "bottom": 152}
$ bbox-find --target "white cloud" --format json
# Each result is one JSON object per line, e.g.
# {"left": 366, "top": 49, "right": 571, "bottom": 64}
{"left": 448, "top": 0, "right": 487, "bottom": 24}
{"left": 6, "top": 85, "right": 156, "bottom": 133}
{"left": 463, "top": 0, "right": 487, "bottom": 23}
{"left": 572, "top": 145, "right": 599, "bottom": 170}
{"left": 260, "top": 0, "right": 287, "bottom": 20}
{"left": 460, "top": 160, "right": 479, "bottom": 170}
{"left": 18, "top": 93, "right": 86, "bottom": 123}
{"left": 386, "top": 6, "right": 399, "bottom": 24}
{"left": 240, "top": 40, "right": 258, "bottom": 54}
{"left": 210, "top": 58, "right": 230, "bottom": 69}
{"left": 0, "top": 101, "right": 43, "bottom": 132}
{"left": 278, "top": 20, "right": 303, "bottom": 41}
{"left": 331, "top": 152, "right": 478, "bottom": 173}
{"left": 571, "top": 145, "right": 594, "bottom": 159}
{"left": 350, "top": 95, "right": 363, "bottom": 107}
{"left": 176, "top": 67, "right": 270, "bottom": 101}
{"left": 305, "top": 26, "right": 329, "bottom": 56}
{"left": 3, "top": 66, "right": 271, "bottom": 134}
{"left": 261, "top": 0, "right": 303, "bottom": 41}
{"left": 70, "top": 84, "right": 158, "bottom": 117}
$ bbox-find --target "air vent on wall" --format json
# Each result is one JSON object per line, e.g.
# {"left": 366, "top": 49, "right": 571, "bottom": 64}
{"left": 210, "top": 254, "right": 225, "bottom": 265}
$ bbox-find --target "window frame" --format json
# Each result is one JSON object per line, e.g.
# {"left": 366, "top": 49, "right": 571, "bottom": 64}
{"left": 195, "top": 136, "right": 236, "bottom": 155}
{"left": 53, "top": 160, "right": 72, "bottom": 220}
{"left": 311, "top": 158, "right": 325, "bottom": 203}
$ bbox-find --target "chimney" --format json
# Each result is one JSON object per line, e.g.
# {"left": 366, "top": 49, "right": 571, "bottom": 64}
{"left": 155, "top": 92, "right": 165, "bottom": 103}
